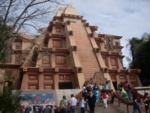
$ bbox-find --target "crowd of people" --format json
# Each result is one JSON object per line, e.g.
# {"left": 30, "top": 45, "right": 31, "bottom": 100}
{"left": 24, "top": 104, "right": 57, "bottom": 113}
{"left": 59, "top": 81, "right": 149, "bottom": 113}
{"left": 59, "top": 81, "right": 114, "bottom": 113}
{"left": 24, "top": 81, "right": 150, "bottom": 113}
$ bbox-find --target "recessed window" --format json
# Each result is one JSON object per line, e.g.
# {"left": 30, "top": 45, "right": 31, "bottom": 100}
{"left": 115, "top": 41, "right": 120, "bottom": 46}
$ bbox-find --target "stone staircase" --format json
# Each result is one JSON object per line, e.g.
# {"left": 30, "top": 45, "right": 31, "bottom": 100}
{"left": 56, "top": 89, "right": 146, "bottom": 113}
{"left": 76, "top": 99, "right": 145, "bottom": 113}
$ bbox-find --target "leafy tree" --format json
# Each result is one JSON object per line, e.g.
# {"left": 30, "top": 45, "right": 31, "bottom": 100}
{"left": 131, "top": 33, "right": 150, "bottom": 85}
{"left": 126, "top": 37, "right": 144, "bottom": 62}
{"left": 127, "top": 33, "right": 150, "bottom": 85}
{"left": 0, "top": 74, "right": 21, "bottom": 113}
{"left": 0, "top": 25, "right": 12, "bottom": 62}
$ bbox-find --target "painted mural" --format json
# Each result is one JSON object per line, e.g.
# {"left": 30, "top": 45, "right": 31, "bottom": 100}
{"left": 20, "top": 91, "right": 56, "bottom": 113}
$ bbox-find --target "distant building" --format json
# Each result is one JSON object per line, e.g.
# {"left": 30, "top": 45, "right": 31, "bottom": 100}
{"left": 0, "top": 5, "right": 142, "bottom": 90}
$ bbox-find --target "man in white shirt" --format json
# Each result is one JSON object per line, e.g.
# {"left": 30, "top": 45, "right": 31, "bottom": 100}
{"left": 69, "top": 94, "right": 77, "bottom": 113}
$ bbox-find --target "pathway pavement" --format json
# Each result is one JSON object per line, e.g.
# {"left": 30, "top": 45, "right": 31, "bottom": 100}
{"left": 76, "top": 99, "right": 146, "bottom": 113}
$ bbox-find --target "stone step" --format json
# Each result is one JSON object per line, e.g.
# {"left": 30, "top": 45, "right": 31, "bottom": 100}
{"left": 76, "top": 100, "right": 145, "bottom": 113}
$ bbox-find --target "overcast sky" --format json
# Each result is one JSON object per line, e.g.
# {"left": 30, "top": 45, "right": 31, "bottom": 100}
{"left": 63, "top": 0, "right": 150, "bottom": 67}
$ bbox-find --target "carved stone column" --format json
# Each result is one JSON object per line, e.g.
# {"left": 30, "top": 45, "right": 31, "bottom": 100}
{"left": 54, "top": 73, "right": 59, "bottom": 89}
{"left": 21, "top": 73, "right": 29, "bottom": 90}
{"left": 39, "top": 74, "right": 44, "bottom": 90}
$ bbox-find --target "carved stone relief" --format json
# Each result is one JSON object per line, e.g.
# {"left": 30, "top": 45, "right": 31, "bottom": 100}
{"left": 105, "top": 36, "right": 114, "bottom": 51}
{"left": 59, "top": 74, "right": 71, "bottom": 81}
{"left": 66, "top": 75, "right": 71, "bottom": 80}
{"left": 29, "top": 85, "right": 37, "bottom": 90}
{"left": 44, "top": 75, "right": 53, "bottom": 80}
{"left": 92, "top": 72, "right": 107, "bottom": 84}
{"left": 59, "top": 75, "right": 64, "bottom": 80}
{"left": 130, "top": 81, "right": 137, "bottom": 87}
{"left": 110, "top": 74, "right": 116, "bottom": 82}
{"left": 129, "top": 75, "right": 136, "bottom": 79}
{"left": 111, "top": 58, "right": 118, "bottom": 69}
{"left": 15, "top": 43, "right": 22, "bottom": 49}
{"left": 44, "top": 85, "right": 53, "bottom": 89}
{"left": 29, "top": 75, "right": 37, "bottom": 80}
{"left": 42, "top": 55, "right": 50, "bottom": 64}
{"left": 119, "top": 74, "right": 127, "bottom": 82}
{"left": 53, "top": 39, "right": 63, "bottom": 48}
{"left": 15, "top": 54, "right": 21, "bottom": 64}
{"left": 55, "top": 55, "right": 67, "bottom": 67}
{"left": 56, "top": 27, "right": 62, "bottom": 33}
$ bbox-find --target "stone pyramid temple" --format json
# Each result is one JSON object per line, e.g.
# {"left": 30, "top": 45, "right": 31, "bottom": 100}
{"left": 0, "top": 5, "right": 142, "bottom": 91}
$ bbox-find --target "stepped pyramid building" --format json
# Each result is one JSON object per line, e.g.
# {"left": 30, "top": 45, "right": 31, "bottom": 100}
{"left": 0, "top": 5, "right": 142, "bottom": 91}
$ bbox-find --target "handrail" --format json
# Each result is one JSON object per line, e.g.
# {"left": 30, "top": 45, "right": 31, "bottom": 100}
{"left": 134, "top": 87, "right": 150, "bottom": 90}
{"left": 114, "top": 93, "right": 133, "bottom": 113}
{"left": 114, "top": 87, "right": 150, "bottom": 113}
{"left": 75, "top": 91, "right": 82, "bottom": 99}
{"left": 134, "top": 87, "right": 150, "bottom": 99}
{"left": 114, "top": 93, "right": 133, "bottom": 105}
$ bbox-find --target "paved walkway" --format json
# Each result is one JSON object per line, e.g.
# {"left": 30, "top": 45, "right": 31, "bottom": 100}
{"left": 76, "top": 99, "right": 146, "bottom": 113}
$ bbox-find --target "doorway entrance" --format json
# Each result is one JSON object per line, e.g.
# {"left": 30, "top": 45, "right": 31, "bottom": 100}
{"left": 112, "top": 82, "right": 117, "bottom": 90}
{"left": 59, "top": 82, "right": 73, "bottom": 89}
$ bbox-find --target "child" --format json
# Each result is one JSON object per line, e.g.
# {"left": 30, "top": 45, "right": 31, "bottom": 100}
{"left": 79, "top": 97, "right": 85, "bottom": 113}
{"left": 102, "top": 90, "right": 109, "bottom": 108}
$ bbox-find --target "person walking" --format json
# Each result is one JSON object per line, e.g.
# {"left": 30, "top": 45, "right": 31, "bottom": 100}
{"left": 132, "top": 90, "right": 141, "bottom": 113}
{"left": 79, "top": 97, "right": 85, "bottom": 113}
{"left": 24, "top": 105, "right": 32, "bottom": 113}
{"left": 43, "top": 105, "right": 51, "bottom": 113}
{"left": 143, "top": 92, "right": 149, "bottom": 113}
{"left": 69, "top": 94, "right": 77, "bottom": 113}
{"left": 102, "top": 90, "right": 109, "bottom": 108}
{"left": 82, "top": 89, "right": 89, "bottom": 112}
{"left": 93, "top": 88, "right": 100, "bottom": 106}
{"left": 87, "top": 91, "right": 96, "bottom": 113}
{"left": 124, "top": 81, "right": 131, "bottom": 100}
{"left": 121, "top": 88, "right": 129, "bottom": 101}
{"left": 60, "top": 95, "right": 68, "bottom": 113}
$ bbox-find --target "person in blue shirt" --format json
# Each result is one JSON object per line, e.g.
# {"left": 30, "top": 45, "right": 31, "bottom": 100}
{"left": 93, "top": 88, "right": 100, "bottom": 106}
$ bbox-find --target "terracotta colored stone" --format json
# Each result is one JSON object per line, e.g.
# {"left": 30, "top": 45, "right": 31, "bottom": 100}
{"left": 0, "top": 5, "right": 142, "bottom": 91}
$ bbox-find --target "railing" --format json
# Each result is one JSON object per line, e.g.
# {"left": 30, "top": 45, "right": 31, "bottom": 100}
{"left": 114, "top": 87, "right": 150, "bottom": 113}
{"left": 134, "top": 87, "right": 150, "bottom": 99}
{"left": 114, "top": 93, "right": 133, "bottom": 113}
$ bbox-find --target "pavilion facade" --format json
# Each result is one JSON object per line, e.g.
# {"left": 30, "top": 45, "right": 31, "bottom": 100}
{"left": 0, "top": 5, "right": 142, "bottom": 91}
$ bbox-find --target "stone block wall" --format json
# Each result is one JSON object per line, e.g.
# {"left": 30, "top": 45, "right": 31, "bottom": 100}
{"left": 55, "top": 89, "right": 81, "bottom": 106}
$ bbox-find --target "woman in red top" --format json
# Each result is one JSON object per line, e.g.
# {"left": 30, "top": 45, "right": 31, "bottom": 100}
{"left": 102, "top": 90, "right": 109, "bottom": 108}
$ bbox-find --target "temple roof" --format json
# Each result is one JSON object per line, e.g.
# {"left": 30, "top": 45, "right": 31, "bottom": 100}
{"left": 56, "top": 5, "right": 80, "bottom": 16}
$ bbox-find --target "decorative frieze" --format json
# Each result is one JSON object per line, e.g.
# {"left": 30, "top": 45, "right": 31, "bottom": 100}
{"left": 55, "top": 55, "right": 67, "bottom": 67}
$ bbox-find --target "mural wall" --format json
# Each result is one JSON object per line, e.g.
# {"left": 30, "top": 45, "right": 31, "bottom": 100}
{"left": 20, "top": 91, "right": 56, "bottom": 113}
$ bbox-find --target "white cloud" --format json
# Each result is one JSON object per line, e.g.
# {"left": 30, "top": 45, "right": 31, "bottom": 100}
{"left": 64, "top": 0, "right": 150, "bottom": 67}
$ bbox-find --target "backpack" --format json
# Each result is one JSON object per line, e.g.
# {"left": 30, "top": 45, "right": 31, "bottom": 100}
{"left": 60, "top": 100, "right": 65, "bottom": 109}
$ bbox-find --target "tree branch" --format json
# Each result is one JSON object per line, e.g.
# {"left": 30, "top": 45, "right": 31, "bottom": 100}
{"left": 12, "top": 0, "right": 35, "bottom": 30}
{"left": 3, "top": 0, "right": 13, "bottom": 25}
